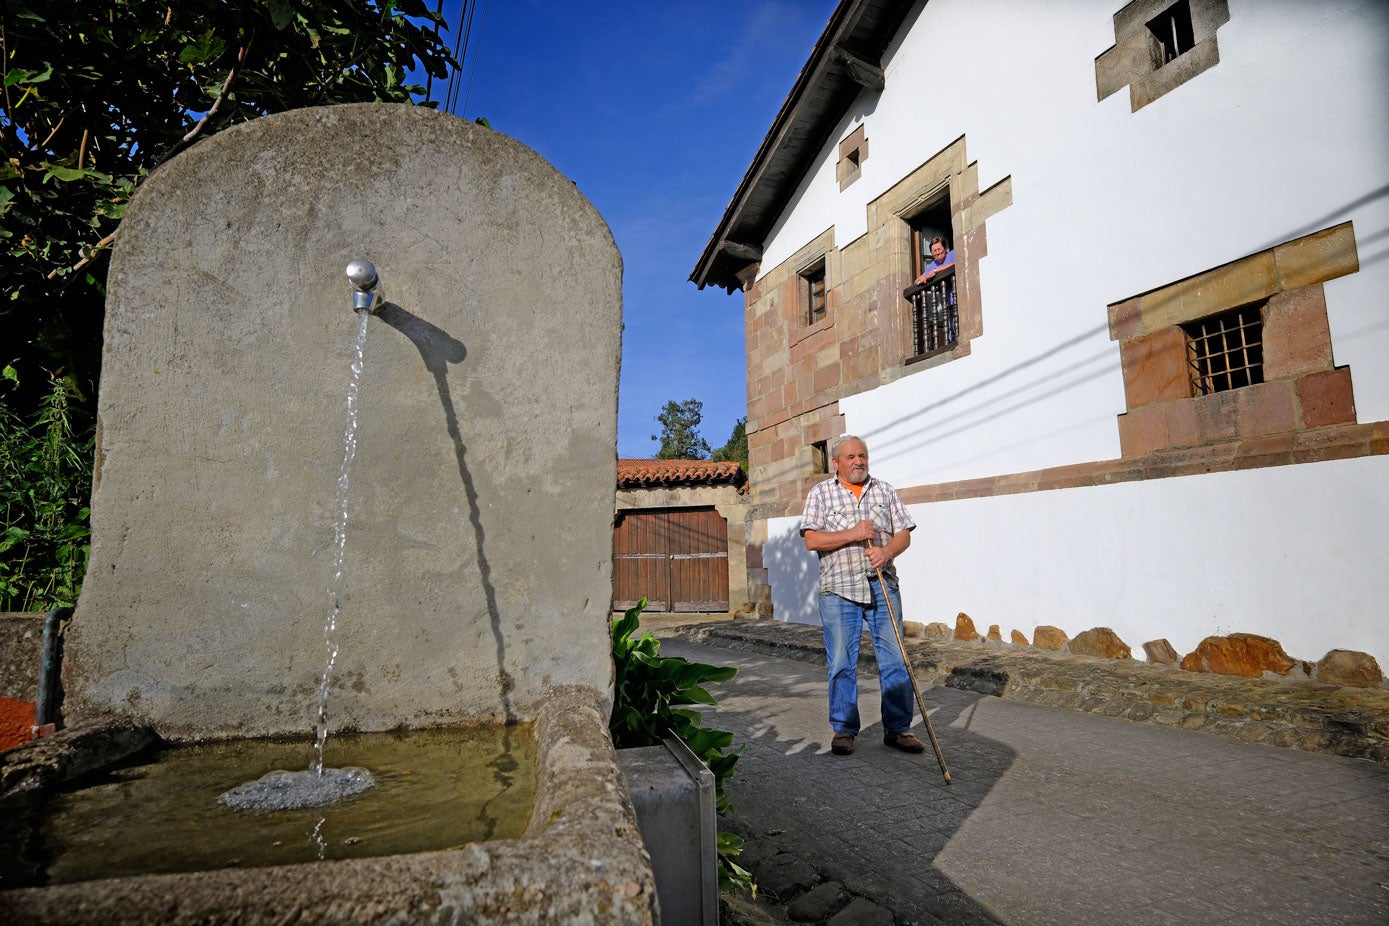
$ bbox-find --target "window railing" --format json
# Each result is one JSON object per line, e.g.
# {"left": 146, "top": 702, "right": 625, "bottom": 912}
{"left": 904, "top": 265, "right": 957, "bottom": 360}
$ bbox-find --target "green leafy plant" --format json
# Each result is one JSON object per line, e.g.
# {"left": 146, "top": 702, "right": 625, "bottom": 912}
{"left": 610, "top": 599, "right": 753, "bottom": 894}
{"left": 0, "top": 369, "right": 94, "bottom": 610}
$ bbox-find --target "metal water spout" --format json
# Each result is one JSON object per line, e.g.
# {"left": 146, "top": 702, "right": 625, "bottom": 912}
{"left": 346, "top": 259, "right": 380, "bottom": 314}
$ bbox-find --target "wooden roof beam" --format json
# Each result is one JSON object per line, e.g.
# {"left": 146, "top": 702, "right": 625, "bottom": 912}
{"left": 833, "top": 45, "right": 885, "bottom": 92}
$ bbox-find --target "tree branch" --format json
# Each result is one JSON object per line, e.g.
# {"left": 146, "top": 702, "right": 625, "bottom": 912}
{"left": 46, "top": 234, "right": 116, "bottom": 281}
{"left": 180, "top": 38, "right": 252, "bottom": 147}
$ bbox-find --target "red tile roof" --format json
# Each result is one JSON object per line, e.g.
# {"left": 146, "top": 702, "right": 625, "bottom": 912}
{"left": 617, "top": 458, "right": 746, "bottom": 489}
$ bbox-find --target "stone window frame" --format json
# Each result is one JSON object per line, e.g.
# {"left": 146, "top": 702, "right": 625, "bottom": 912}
{"left": 837, "top": 124, "right": 868, "bottom": 191}
{"left": 1095, "top": 0, "right": 1230, "bottom": 112}
{"left": 1110, "top": 222, "right": 1360, "bottom": 458}
{"left": 867, "top": 135, "right": 1012, "bottom": 371}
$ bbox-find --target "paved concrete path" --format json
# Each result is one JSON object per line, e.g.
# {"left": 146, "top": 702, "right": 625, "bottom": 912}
{"left": 658, "top": 639, "right": 1389, "bottom": 926}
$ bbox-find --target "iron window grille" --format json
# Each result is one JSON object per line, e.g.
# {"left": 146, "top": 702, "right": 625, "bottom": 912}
{"left": 1182, "top": 302, "right": 1265, "bottom": 395}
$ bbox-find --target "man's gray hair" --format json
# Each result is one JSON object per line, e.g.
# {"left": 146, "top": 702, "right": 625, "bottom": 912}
{"left": 828, "top": 434, "right": 867, "bottom": 460}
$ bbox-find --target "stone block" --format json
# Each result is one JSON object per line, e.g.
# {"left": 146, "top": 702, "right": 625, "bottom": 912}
{"left": 923, "top": 622, "right": 952, "bottom": 640}
{"left": 1117, "top": 404, "right": 1170, "bottom": 457}
{"left": 986, "top": 624, "right": 1003, "bottom": 642}
{"left": 1067, "top": 628, "right": 1132, "bottom": 660}
{"left": 788, "top": 880, "right": 849, "bottom": 922}
{"left": 1296, "top": 368, "right": 1356, "bottom": 429}
{"left": 1234, "top": 380, "right": 1297, "bottom": 438}
{"left": 1314, "top": 650, "right": 1384, "bottom": 689}
{"left": 1263, "top": 285, "right": 1332, "bottom": 379}
{"left": 1273, "top": 222, "right": 1358, "bottom": 291}
{"left": 1139, "top": 250, "right": 1278, "bottom": 333}
{"left": 1095, "top": 28, "right": 1161, "bottom": 102}
{"left": 1121, "top": 326, "right": 1189, "bottom": 408}
{"left": 1142, "top": 639, "right": 1181, "bottom": 665}
{"left": 1131, "top": 37, "right": 1221, "bottom": 112}
{"left": 1190, "top": 389, "right": 1241, "bottom": 444}
{"left": 812, "top": 361, "right": 841, "bottom": 395}
{"left": 1108, "top": 298, "right": 1146, "bottom": 342}
{"left": 953, "top": 612, "right": 980, "bottom": 642}
{"left": 1033, "top": 626, "right": 1068, "bottom": 650}
{"left": 902, "top": 620, "right": 925, "bottom": 639}
{"left": 1009, "top": 629, "right": 1029, "bottom": 646}
{"left": 1179, "top": 633, "right": 1296, "bottom": 678}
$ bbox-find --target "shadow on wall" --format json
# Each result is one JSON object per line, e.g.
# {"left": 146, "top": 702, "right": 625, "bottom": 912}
{"left": 764, "top": 525, "right": 819, "bottom": 626}
{"left": 377, "top": 301, "right": 515, "bottom": 725}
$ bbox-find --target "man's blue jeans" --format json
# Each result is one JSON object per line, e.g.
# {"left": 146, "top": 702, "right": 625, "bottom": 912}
{"left": 818, "top": 577, "right": 914, "bottom": 737}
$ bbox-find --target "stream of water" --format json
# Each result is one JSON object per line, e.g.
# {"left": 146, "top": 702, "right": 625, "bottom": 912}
{"left": 218, "top": 306, "right": 374, "bottom": 814}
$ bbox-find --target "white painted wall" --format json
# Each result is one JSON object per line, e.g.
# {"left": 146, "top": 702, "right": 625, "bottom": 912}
{"left": 758, "top": 0, "right": 1389, "bottom": 488}
{"left": 766, "top": 455, "right": 1389, "bottom": 669}
{"left": 756, "top": 0, "right": 1389, "bottom": 671}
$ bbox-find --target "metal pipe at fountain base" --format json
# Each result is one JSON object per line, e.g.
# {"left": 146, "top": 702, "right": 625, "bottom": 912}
{"left": 34, "top": 606, "right": 71, "bottom": 736}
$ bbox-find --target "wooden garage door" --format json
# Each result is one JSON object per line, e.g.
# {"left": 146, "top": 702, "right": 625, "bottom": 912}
{"left": 613, "top": 507, "right": 728, "bottom": 612}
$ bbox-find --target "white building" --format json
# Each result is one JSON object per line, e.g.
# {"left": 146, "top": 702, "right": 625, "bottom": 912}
{"left": 692, "top": 0, "right": 1389, "bottom": 671}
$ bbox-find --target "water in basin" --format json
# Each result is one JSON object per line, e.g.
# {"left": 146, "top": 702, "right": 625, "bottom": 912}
{"left": 4, "top": 724, "right": 534, "bottom": 888}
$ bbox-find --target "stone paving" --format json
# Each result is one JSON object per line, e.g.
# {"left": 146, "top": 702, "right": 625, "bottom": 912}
{"left": 649, "top": 628, "right": 1389, "bottom": 926}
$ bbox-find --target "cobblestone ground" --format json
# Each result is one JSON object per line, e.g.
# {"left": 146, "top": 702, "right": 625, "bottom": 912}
{"left": 655, "top": 638, "right": 1389, "bottom": 926}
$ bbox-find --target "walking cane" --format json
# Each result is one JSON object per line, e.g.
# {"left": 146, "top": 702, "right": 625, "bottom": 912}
{"left": 871, "top": 552, "right": 951, "bottom": 783}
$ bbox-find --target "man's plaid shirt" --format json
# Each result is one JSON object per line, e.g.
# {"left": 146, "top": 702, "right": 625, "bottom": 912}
{"left": 799, "top": 475, "right": 916, "bottom": 604}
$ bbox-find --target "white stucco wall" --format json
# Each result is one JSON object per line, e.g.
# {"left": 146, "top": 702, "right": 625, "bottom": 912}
{"left": 756, "top": 0, "right": 1389, "bottom": 671}
{"left": 766, "top": 454, "right": 1389, "bottom": 669}
{"left": 759, "top": 0, "right": 1389, "bottom": 487}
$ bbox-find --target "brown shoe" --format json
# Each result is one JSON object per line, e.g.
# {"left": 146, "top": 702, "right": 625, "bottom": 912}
{"left": 883, "top": 731, "right": 927, "bottom": 753}
{"left": 830, "top": 733, "right": 856, "bottom": 755}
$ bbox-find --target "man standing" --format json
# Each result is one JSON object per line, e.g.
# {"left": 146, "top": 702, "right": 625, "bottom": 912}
{"left": 801, "top": 435, "right": 926, "bottom": 756}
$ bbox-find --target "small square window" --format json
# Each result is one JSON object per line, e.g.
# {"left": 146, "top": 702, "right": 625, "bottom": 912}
{"left": 1182, "top": 303, "right": 1264, "bottom": 395}
{"left": 810, "top": 440, "right": 828, "bottom": 474}
{"left": 1147, "top": 0, "right": 1196, "bottom": 66}
{"left": 802, "top": 264, "right": 827, "bottom": 325}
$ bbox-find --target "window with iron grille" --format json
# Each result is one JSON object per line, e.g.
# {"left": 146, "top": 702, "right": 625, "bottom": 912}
{"left": 802, "top": 263, "right": 827, "bottom": 325}
{"left": 1182, "top": 302, "right": 1264, "bottom": 395}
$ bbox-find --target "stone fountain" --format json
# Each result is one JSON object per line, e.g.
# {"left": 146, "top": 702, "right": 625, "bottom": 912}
{"left": 3, "top": 104, "right": 655, "bottom": 924}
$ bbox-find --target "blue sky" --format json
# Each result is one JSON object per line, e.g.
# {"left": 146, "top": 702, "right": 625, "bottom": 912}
{"left": 431, "top": 1, "right": 837, "bottom": 457}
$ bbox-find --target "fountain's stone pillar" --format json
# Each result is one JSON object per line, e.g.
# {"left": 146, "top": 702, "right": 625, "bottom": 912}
{"left": 67, "top": 104, "right": 621, "bottom": 738}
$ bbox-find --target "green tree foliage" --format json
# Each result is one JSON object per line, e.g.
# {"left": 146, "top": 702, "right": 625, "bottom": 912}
{"left": 610, "top": 600, "right": 752, "bottom": 893}
{"left": 0, "top": 367, "right": 93, "bottom": 610}
{"left": 710, "top": 416, "right": 748, "bottom": 472}
{"left": 0, "top": 0, "right": 457, "bottom": 411}
{"left": 0, "top": 0, "right": 455, "bottom": 608}
{"left": 652, "top": 397, "right": 711, "bottom": 460}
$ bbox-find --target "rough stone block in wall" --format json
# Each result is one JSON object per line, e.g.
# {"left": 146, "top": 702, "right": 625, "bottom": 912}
{"left": 1033, "top": 626, "right": 1068, "bottom": 650}
{"left": 1233, "top": 380, "right": 1297, "bottom": 439}
{"left": 1143, "top": 639, "right": 1181, "bottom": 665}
{"left": 1180, "top": 633, "right": 1296, "bottom": 678}
{"left": 1066, "top": 628, "right": 1132, "bottom": 660}
{"left": 1315, "top": 649, "right": 1384, "bottom": 689}
{"left": 1118, "top": 404, "right": 1170, "bottom": 457}
{"left": 1263, "top": 285, "right": 1333, "bottom": 379}
{"left": 1273, "top": 222, "right": 1358, "bottom": 291}
{"left": 1296, "top": 368, "right": 1356, "bottom": 429}
{"left": 1121, "top": 326, "right": 1189, "bottom": 408}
